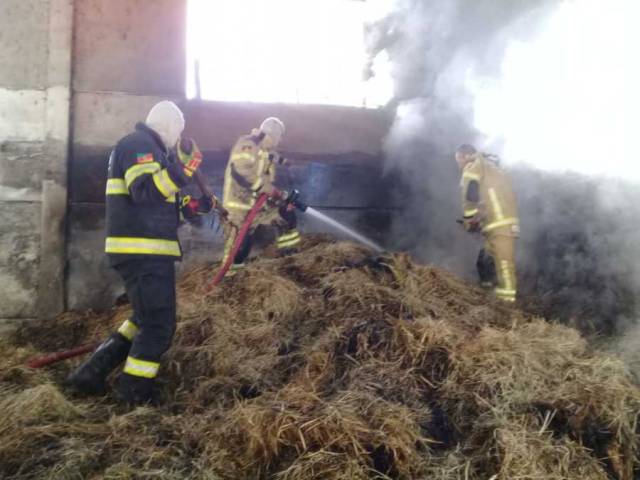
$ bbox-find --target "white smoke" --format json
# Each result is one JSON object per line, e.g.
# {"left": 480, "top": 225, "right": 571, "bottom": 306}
{"left": 469, "top": 0, "right": 640, "bottom": 180}
{"left": 367, "top": 0, "right": 640, "bottom": 338}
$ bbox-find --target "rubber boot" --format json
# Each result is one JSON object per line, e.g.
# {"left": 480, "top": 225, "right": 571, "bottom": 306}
{"left": 476, "top": 248, "right": 497, "bottom": 288}
{"left": 66, "top": 333, "right": 131, "bottom": 395}
{"left": 115, "top": 372, "right": 161, "bottom": 406}
{"left": 276, "top": 247, "right": 299, "bottom": 258}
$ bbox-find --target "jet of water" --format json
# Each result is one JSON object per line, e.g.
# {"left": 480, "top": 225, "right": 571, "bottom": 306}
{"left": 304, "top": 207, "right": 385, "bottom": 253}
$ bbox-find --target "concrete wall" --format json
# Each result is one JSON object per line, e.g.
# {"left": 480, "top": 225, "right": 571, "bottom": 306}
{"left": 0, "top": 0, "right": 72, "bottom": 327}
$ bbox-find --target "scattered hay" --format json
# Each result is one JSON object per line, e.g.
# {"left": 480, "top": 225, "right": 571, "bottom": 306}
{"left": 2, "top": 236, "right": 639, "bottom": 479}
{"left": 493, "top": 417, "right": 610, "bottom": 479}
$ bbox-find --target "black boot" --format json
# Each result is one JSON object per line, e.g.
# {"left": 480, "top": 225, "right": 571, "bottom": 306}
{"left": 66, "top": 333, "right": 130, "bottom": 395}
{"left": 277, "top": 247, "right": 299, "bottom": 257}
{"left": 476, "top": 248, "right": 497, "bottom": 287}
{"left": 115, "top": 372, "right": 161, "bottom": 406}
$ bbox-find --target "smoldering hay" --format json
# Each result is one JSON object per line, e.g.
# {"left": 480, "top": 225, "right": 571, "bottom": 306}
{"left": 365, "top": 0, "right": 640, "bottom": 334}
{"left": 1, "top": 236, "right": 639, "bottom": 479}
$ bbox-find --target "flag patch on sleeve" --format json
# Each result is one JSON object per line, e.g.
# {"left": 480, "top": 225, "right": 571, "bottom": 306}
{"left": 136, "top": 153, "right": 154, "bottom": 164}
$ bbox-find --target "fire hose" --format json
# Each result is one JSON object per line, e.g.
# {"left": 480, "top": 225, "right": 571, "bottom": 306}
{"left": 207, "top": 192, "right": 269, "bottom": 289}
{"left": 26, "top": 188, "right": 306, "bottom": 368}
{"left": 26, "top": 342, "right": 101, "bottom": 369}
{"left": 208, "top": 188, "right": 307, "bottom": 289}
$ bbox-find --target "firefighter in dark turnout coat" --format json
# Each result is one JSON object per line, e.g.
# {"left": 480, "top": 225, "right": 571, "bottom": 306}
{"left": 67, "top": 101, "right": 208, "bottom": 405}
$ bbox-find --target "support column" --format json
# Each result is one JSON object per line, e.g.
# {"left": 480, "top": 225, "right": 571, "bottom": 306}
{"left": 37, "top": 0, "right": 73, "bottom": 318}
{"left": 38, "top": 180, "right": 67, "bottom": 316}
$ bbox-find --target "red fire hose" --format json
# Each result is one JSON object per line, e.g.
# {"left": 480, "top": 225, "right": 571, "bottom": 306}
{"left": 207, "top": 192, "right": 269, "bottom": 289}
{"left": 26, "top": 342, "right": 101, "bottom": 369}
{"left": 27, "top": 192, "right": 271, "bottom": 369}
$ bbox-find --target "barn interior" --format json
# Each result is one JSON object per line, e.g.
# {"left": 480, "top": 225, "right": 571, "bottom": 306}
{"left": 0, "top": 0, "right": 638, "bottom": 478}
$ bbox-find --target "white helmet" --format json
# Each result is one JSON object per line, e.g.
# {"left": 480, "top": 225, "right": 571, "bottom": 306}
{"left": 146, "top": 100, "right": 185, "bottom": 148}
{"left": 259, "top": 117, "right": 285, "bottom": 144}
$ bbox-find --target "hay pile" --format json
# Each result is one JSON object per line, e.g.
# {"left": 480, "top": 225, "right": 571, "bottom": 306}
{"left": 1, "top": 236, "right": 639, "bottom": 479}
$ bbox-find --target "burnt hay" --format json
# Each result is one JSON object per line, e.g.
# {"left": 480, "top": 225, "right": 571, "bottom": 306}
{"left": 2, "top": 237, "right": 639, "bottom": 479}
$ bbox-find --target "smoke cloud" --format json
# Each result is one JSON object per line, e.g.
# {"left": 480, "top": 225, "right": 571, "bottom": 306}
{"left": 367, "top": 0, "right": 640, "bottom": 335}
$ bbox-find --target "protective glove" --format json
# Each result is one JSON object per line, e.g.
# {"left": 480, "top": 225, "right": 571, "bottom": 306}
{"left": 206, "top": 194, "right": 229, "bottom": 220}
{"left": 464, "top": 218, "right": 481, "bottom": 233}
{"left": 269, "top": 152, "right": 288, "bottom": 165}
{"left": 181, "top": 194, "right": 212, "bottom": 221}
{"left": 265, "top": 188, "right": 287, "bottom": 209}
{"left": 216, "top": 203, "right": 230, "bottom": 220}
{"left": 177, "top": 138, "right": 203, "bottom": 177}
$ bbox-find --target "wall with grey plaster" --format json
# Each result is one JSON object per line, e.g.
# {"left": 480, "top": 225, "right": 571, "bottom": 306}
{"left": 0, "top": 0, "right": 71, "bottom": 322}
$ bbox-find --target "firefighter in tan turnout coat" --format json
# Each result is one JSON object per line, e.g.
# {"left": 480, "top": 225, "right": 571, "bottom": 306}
{"left": 222, "top": 117, "right": 300, "bottom": 273}
{"left": 456, "top": 144, "right": 520, "bottom": 303}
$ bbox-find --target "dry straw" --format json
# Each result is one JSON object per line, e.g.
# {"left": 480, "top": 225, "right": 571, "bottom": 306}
{"left": 1, "top": 236, "right": 638, "bottom": 479}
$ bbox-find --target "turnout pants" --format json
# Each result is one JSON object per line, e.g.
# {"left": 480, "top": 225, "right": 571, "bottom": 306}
{"left": 222, "top": 205, "right": 300, "bottom": 272}
{"left": 477, "top": 232, "right": 517, "bottom": 303}
{"left": 113, "top": 258, "right": 176, "bottom": 380}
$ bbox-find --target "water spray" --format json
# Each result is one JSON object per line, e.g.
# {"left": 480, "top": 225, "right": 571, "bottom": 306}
{"left": 285, "top": 189, "right": 385, "bottom": 253}
{"left": 304, "top": 207, "right": 385, "bottom": 253}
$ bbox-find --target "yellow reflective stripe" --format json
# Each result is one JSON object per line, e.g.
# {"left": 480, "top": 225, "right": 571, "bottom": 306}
{"left": 488, "top": 188, "right": 504, "bottom": 222}
{"left": 249, "top": 150, "right": 266, "bottom": 191}
{"left": 495, "top": 288, "right": 516, "bottom": 296}
{"left": 223, "top": 168, "right": 233, "bottom": 201}
{"left": 463, "top": 208, "right": 478, "bottom": 218}
{"left": 278, "top": 238, "right": 301, "bottom": 249}
{"left": 105, "top": 237, "right": 181, "bottom": 256}
{"left": 500, "top": 260, "right": 513, "bottom": 290}
{"left": 463, "top": 171, "right": 481, "bottom": 181}
{"left": 277, "top": 230, "right": 301, "bottom": 249}
{"left": 152, "top": 169, "right": 180, "bottom": 198}
{"left": 226, "top": 264, "right": 246, "bottom": 277}
{"left": 483, "top": 218, "right": 518, "bottom": 232}
{"left": 222, "top": 242, "right": 232, "bottom": 259}
{"left": 488, "top": 190, "right": 500, "bottom": 219}
{"left": 231, "top": 152, "right": 254, "bottom": 162}
{"left": 124, "top": 162, "right": 161, "bottom": 188}
{"left": 277, "top": 231, "right": 300, "bottom": 242}
{"left": 251, "top": 178, "right": 264, "bottom": 192}
{"left": 225, "top": 201, "right": 253, "bottom": 211}
{"left": 166, "top": 195, "right": 176, "bottom": 203}
{"left": 123, "top": 356, "right": 159, "bottom": 379}
{"left": 106, "top": 178, "right": 128, "bottom": 195}
{"left": 117, "top": 319, "right": 138, "bottom": 341}
{"left": 495, "top": 287, "right": 516, "bottom": 302}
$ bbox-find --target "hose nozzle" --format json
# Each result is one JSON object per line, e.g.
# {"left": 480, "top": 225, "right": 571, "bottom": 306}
{"left": 286, "top": 189, "right": 308, "bottom": 212}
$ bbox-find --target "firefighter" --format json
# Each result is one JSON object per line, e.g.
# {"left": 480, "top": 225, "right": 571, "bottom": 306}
{"left": 67, "top": 100, "right": 215, "bottom": 405}
{"left": 455, "top": 144, "right": 520, "bottom": 303}
{"left": 222, "top": 117, "right": 301, "bottom": 273}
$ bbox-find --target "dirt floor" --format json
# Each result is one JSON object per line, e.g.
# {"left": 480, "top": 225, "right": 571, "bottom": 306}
{"left": 1, "top": 236, "right": 639, "bottom": 479}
